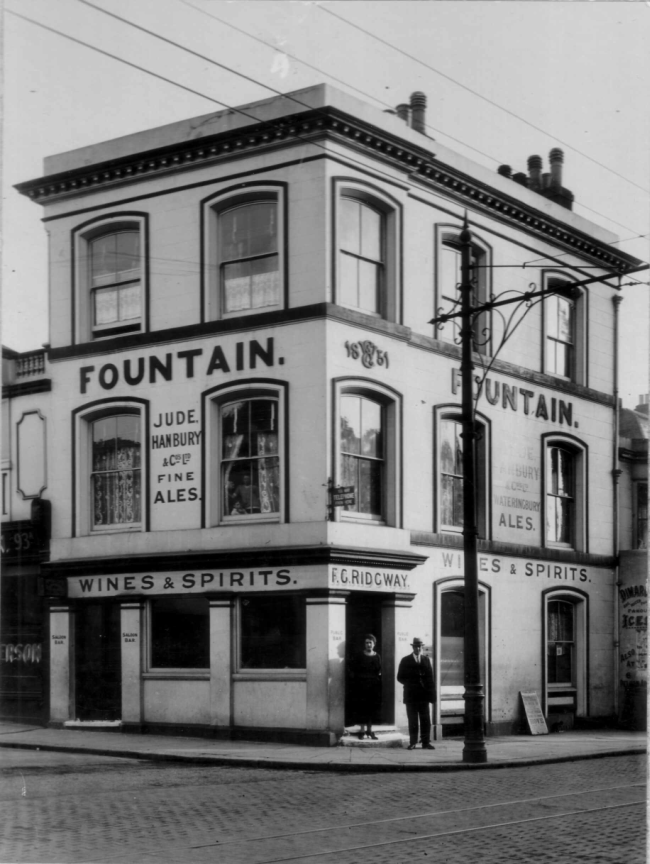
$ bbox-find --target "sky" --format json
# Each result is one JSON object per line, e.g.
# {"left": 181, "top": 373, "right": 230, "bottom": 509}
{"left": 2, "top": 0, "right": 649, "bottom": 407}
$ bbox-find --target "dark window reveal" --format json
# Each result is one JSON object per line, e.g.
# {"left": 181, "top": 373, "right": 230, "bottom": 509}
{"left": 547, "top": 600, "right": 575, "bottom": 685}
{"left": 340, "top": 394, "right": 384, "bottom": 518}
{"left": 91, "top": 414, "right": 141, "bottom": 528}
{"left": 90, "top": 230, "right": 141, "bottom": 334}
{"left": 240, "top": 596, "right": 305, "bottom": 669}
{"left": 546, "top": 446, "right": 574, "bottom": 545}
{"left": 221, "top": 398, "right": 280, "bottom": 517}
{"left": 150, "top": 597, "right": 209, "bottom": 668}
{"left": 219, "top": 202, "right": 279, "bottom": 313}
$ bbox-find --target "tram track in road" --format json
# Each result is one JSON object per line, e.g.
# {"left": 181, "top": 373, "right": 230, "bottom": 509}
{"left": 188, "top": 781, "right": 646, "bottom": 863}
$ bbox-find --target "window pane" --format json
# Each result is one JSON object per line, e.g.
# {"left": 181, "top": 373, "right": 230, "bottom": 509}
{"left": 341, "top": 395, "right": 362, "bottom": 455}
{"left": 250, "top": 257, "right": 280, "bottom": 309}
{"left": 361, "top": 399, "right": 382, "bottom": 457}
{"left": 151, "top": 597, "right": 209, "bottom": 668}
{"left": 360, "top": 205, "right": 381, "bottom": 261}
{"left": 557, "top": 297, "right": 573, "bottom": 343}
{"left": 94, "top": 287, "right": 119, "bottom": 325}
{"left": 118, "top": 284, "right": 141, "bottom": 321}
{"left": 223, "top": 261, "right": 252, "bottom": 312}
{"left": 546, "top": 294, "right": 558, "bottom": 338}
{"left": 547, "top": 495, "right": 572, "bottom": 544}
{"left": 339, "top": 253, "right": 358, "bottom": 307}
{"left": 441, "top": 244, "right": 461, "bottom": 300}
{"left": 340, "top": 198, "right": 361, "bottom": 254}
{"left": 247, "top": 202, "right": 277, "bottom": 257}
{"left": 358, "top": 458, "right": 382, "bottom": 515}
{"left": 240, "top": 596, "right": 306, "bottom": 668}
{"left": 116, "top": 415, "right": 141, "bottom": 469}
{"left": 91, "top": 231, "right": 139, "bottom": 287}
{"left": 341, "top": 454, "right": 357, "bottom": 510}
{"left": 222, "top": 401, "right": 250, "bottom": 458}
{"left": 93, "top": 417, "right": 117, "bottom": 470}
{"left": 358, "top": 259, "right": 379, "bottom": 313}
{"left": 91, "top": 234, "right": 117, "bottom": 286}
{"left": 220, "top": 202, "right": 277, "bottom": 261}
{"left": 115, "top": 231, "right": 140, "bottom": 281}
{"left": 441, "top": 592, "right": 464, "bottom": 686}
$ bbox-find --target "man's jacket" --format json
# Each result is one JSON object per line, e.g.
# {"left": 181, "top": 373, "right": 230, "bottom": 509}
{"left": 397, "top": 654, "right": 435, "bottom": 704}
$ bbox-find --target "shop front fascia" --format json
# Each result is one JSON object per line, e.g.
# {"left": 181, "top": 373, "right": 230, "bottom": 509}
{"left": 42, "top": 545, "right": 425, "bottom": 745}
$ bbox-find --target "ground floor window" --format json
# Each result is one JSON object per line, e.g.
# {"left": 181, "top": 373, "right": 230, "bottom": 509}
{"left": 150, "top": 597, "right": 209, "bottom": 669}
{"left": 239, "top": 596, "right": 306, "bottom": 669}
{"left": 547, "top": 599, "right": 575, "bottom": 686}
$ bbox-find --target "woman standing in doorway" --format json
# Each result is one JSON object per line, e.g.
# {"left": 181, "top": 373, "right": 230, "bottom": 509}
{"left": 349, "top": 634, "right": 382, "bottom": 739}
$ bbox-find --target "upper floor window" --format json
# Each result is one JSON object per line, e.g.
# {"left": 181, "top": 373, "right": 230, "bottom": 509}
{"left": 334, "top": 380, "right": 401, "bottom": 527}
{"left": 73, "top": 401, "right": 146, "bottom": 536}
{"left": 545, "top": 290, "right": 574, "bottom": 378}
{"left": 203, "top": 186, "right": 286, "bottom": 321}
{"left": 205, "top": 382, "right": 286, "bottom": 527}
{"left": 543, "top": 276, "right": 585, "bottom": 383}
{"left": 435, "top": 226, "right": 491, "bottom": 354}
{"left": 436, "top": 411, "right": 489, "bottom": 536}
{"left": 339, "top": 198, "right": 383, "bottom": 314}
{"left": 340, "top": 394, "right": 384, "bottom": 518}
{"left": 90, "top": 230, "right": 141, "bottom": 335}
{"left": 221, "top": 397, "right": 280, "bottom": 519}
{"left": 219, "top": 201, "right": 279, "bottom": 314}
{"left": 544, "top": 436, "right": 586, "bottom": 550}
{"left": 334, "top": 181, "right": 400, "bottom": 323}
{"left": 91, "top": 414, "right": 141, "bottom": 529}
{"left": 73, "top": 215, "right": 147, "bottom": 342}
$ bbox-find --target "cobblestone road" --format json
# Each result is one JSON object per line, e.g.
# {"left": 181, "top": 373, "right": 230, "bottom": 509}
{"left": 0, "top": 750, "right": 645, "bottom": 863}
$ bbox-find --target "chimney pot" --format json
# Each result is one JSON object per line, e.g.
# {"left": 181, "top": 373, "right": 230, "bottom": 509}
{"left": 527, "top": 154, "right": 543, "bottom": 191}
{"left": 549, "top": 148, "right": 564, "bottom": 190}
{"left": 396, "top": 103, "right": 411, "bottom": 125}
{"left": 513, "top": 172, "right": 529, "bottom": 187}
{"left": 497, "top": 164, "right": 512, "bottom": 178}
{"left": 410, "top": 91, "right": 427, "bottom": 134}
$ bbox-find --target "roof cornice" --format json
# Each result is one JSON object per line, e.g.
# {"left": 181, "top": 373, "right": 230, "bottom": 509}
{"left": 16, "top": 106, "right": 642, "bottom": 273}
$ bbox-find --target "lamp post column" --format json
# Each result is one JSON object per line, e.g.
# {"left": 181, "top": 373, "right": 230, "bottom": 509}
{"left": 459, "top": 215, "right": 488, "bottom": 764}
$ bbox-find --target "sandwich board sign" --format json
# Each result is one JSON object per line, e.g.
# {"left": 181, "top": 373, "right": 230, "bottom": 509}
{"left": 520, "top": 691, "right": 549, "bottom": 735}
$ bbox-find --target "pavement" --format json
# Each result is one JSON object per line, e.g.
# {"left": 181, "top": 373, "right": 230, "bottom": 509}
{"left": 0, "top": 721, "right": 645, "bottom": 772}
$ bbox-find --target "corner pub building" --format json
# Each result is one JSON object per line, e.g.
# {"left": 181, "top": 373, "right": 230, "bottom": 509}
{"left": 15, "top": 85, "right": 642, "bottom": 744}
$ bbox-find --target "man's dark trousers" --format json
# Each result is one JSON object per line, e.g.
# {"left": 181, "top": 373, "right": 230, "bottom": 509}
{"left": 406, "top": 701, "right": 431, "bottom": 746}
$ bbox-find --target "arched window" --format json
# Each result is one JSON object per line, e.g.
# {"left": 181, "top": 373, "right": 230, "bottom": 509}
{"left": 435, "top": 226, "right": 491, "bottom": 354}
{"left": 218, "top": 200, "right": 279, "bottom": 314}
{"left": 340, "top": 393, "right": 384, "bottom": 518}
{"left": 204, "top": 382, "right": 286, "bottom": 526}
{"left": 202, "top": 185, "right": 286, "bottom": 321}
{"left": 543, "top": 275, "right": 586, "bottom": 384}
{"left": 334, "top": 380, "right": 401, "bottom": 527}
{"left": 435, "top": 410, "right": 489, "bottom": 537}
{"left": 544, "top": 590, "right": 588, "bottom": 723}
{"left": 546, "top": 445, "right": 575, "bottom": 545}
{"left": 73, "top": 400, "right": 147, "bottom": 536}
{"left": 339, "top": 197, "right": 384, "bottom": 314}
{"left": 73, "top": 215, "right": 147, "bottom": 342}
{"left": 334, "top": 181, "right": 400, "bottom": 322}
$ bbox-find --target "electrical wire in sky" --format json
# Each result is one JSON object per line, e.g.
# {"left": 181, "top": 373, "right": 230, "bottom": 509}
{"left": 318, "top": 3, "right": 650, "bottom": 196}
{"left": 6, "top": 6, "right": 647, "bottom": 254}
{"left": 76, "top": 0, "right": 650, "bottom": 242}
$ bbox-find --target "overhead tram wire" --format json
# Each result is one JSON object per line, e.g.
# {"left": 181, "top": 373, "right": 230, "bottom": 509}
{"left": 177, "top": 0, "right": 505, "bottom": 168}
{"left": 319, "top": 4, "right": 650, "bottom": 197}
{"left": 75, "top": 0, "right": 650, "bottom": 242}
{"left": 8, "top": 8, "right": 644, "bottom": 278}
{"left": 6, "top": 6, "right": 519, "bottom": 221}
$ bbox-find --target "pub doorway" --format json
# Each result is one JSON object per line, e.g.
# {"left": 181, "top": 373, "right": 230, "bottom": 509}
{"left": 75, "top": 602, "right": 121, "bottom": 721}
{"left": 345, "top": 593, "right": 392, "bottom": 726}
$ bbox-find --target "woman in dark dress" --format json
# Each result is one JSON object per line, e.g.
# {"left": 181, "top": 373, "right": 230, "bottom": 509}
{"left": 349, "top": 634, "right": 382, "bottom": 739}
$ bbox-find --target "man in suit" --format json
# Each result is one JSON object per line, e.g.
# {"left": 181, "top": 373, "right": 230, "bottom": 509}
{"left": 397, "top": 637, "right": 435, "bottom": 750}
